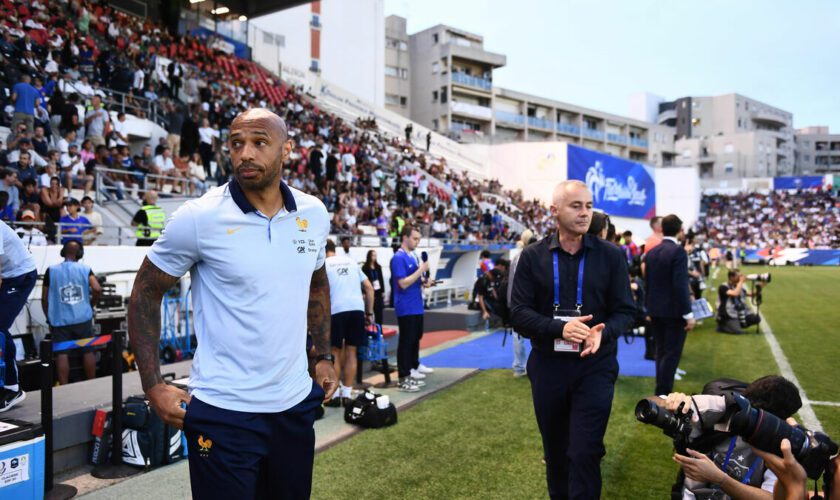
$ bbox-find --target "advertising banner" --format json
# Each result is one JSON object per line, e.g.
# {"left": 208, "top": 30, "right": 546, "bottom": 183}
{"left": 567, "top": 144, "right": 656, "bottom": 219}
{"left": 772, "top": 176, "right": 824, "bottom": 190}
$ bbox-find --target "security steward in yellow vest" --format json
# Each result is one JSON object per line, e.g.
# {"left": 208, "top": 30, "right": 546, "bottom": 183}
{"left": 132, "top": 190, "right": 166, "bottom": 247}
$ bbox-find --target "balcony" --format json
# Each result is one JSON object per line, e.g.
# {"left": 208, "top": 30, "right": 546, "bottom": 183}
{"left": 607, "top": 133, "right": 628, "bottom": 145}
{"left": 450, "top": 101, "right": 493, "bottom": 120}
{"left": 629, "top": 137, "right": 649, "bottom": 149}
{"left": 495, "top": 110, "right": 525, "bottom": 126}
{"left": 527, "top": 116, "right": 554, "bottom": 130}
{"left": 582, "top": 127, "right": 604, "bottom": 141}
{"left": 657, "top": 108, "right": 677, "bottom": 124}
{"left": 752, "top": 111, "right": 787, "bottom": 128}
{"left": 556, "top": 122, "right": 580, "bottom": 136}
{"left": 451, "top": 71, "right": 492, "bottom": 91}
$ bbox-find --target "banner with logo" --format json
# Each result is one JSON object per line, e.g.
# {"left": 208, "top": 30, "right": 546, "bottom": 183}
{"left": 567, "top": 144, "right": 656, "bottom": 219}
{"left": 772, "top": 176, "right": 824, "bottom": 190}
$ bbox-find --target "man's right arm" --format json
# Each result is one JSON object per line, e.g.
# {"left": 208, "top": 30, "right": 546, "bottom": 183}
{"left": 128, "top": 258, "right": 179, "bottom": 392}
{"left": 510, "top": 249, "right": 563, "bottom": 340}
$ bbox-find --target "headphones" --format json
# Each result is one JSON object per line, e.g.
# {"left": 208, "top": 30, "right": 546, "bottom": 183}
{"left": 60, "top": 240, "right": 84, "bottom": 260}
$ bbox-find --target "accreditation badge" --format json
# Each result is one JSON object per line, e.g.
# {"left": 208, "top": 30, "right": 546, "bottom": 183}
{"left": 373, "top": 280, "right": 381, "bottom": 291}
{"left": 553, "top": 308, "right": 581, "bottom": 353}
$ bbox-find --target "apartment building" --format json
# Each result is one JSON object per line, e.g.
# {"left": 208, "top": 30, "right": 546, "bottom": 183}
{"left": 794, "top": 126, "right": 840, "bottom": 174}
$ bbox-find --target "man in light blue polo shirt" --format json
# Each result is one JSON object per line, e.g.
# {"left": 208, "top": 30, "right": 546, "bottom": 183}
{"left": 0, "top": 220, "right": 37, "bottom": 411}
{"left": 128, "top": 108, "right": 336, "bottom": 499}
{"left": 391, "top": 225, "right": 435, "bottom": 392}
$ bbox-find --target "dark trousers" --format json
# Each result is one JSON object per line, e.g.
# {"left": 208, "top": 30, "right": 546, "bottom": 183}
{"left": 396, "top": 314, "right": 423, "bottom": 378}
{"left": 0, "top": 270, "right": 37, "bottom": 387}
{"left": 373, "top": 293, "right": 384, "bottom": 326}
{"left": 184, "top": 381, "right": 325, "bottom": 499}
{"left": 528, "top": 349, "right": 618, "bottom": 500}
{"left": 199, "top": 142, "right": 214, "bottom": 178}
{"left": 650, "top": 317, "right": 687, "bottom": 395}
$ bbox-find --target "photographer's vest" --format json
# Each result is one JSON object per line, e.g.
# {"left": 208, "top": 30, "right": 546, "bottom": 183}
{"left": 135, "top": 205, "right": 165, "bottom": 240}
{"left": 683, "top": 436, "right": 766, "bottom": 500}
{"left": 47, "top": 261, "right": 93, "bottom": 327}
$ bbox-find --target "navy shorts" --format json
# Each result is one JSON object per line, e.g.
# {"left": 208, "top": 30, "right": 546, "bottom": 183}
{"left": 183, "top": 381, "right": 325, "bottom": 499}
{"left": 51, "top": 320, "right": 95, "bottom": 353}
{"left": 330, "top": 311, "right": 367, "bottom": 348}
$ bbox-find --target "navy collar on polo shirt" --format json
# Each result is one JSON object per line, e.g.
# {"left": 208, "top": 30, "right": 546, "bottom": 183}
{"left": 228, "top": 177, "right": 297, "bottom": 214}
{"left": 548, "top": 231, "right": 595, "bottom": 253}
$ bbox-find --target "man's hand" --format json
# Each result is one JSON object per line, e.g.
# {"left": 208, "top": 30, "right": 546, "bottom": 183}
{"left": 673, "top": 449, "right": 727, "bottom": 484}
{"left": 685, "top": 318, "right": 697, "bottom": 331}
{"left": 562, "top": 314, "right": 592, "bottom": 344}
{"left": 147, "top": 383, "right": 191, "bottom": 430}
{"left": 752, "top": 439, "right": 807, "bottom": 500}
{"left": 315, "top": 360, "right": 338, "bottom": 403}
{"left": 419, "top": 260, "right": 430, "bottom": 275}
{"left": 663, "top": 392, "right": 693, "bottom": 414}
{"left": 580, "top": 323, "right": 605, "bottom": 357}
{"left": 482, "top": 311, "right": 490, "bottom": 320}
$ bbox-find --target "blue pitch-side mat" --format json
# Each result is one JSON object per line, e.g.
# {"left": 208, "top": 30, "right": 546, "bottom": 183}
{"left": 421, "top": 330, "right": 655, "bottom": 377}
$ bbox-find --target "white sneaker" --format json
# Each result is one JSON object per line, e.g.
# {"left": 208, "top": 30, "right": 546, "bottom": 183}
{"left": 409, "top": 369, "right": 426, "bottom": 380}
{"left": 676, "top": 368, "right": 687, "bottom": 376}
{"left": 674, "top": 373, "right": 683, "bottom": 381}
{"left": 417, "top": 364, "right": 435, "bottom": 374}
{"left": 398, "top": 380, "right": 421, "bottom": 392}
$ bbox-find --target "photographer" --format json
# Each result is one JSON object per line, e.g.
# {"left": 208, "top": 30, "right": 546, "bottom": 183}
{"left": 716, "top": 269, "right": 762, "bottom": 334}
{"left": 477, "top": 258, "right": 509, "bottom": 326}
{"left": 664, "top": 376, "right": 802, "bottom": 500}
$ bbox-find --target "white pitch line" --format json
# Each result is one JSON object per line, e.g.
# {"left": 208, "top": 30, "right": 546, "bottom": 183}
{"left": 759, "top": 312, "right": 823, "bottom": 432}
{"left": 810, "top": 401, "right": 840, "bottom": 407}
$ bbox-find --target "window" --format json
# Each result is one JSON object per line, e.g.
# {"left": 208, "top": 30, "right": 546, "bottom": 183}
{"left": 737, "top": 119, "right": 742, "bottom": 128}
{"left": 682, "top": 149, "right": 692, "bottom": 158}
{"left": 432, "top": 61, "right": 440, "bottom": 73}
{"left": 724, "top": 162, "right": 733, "bottom": 173}
{"left": 433, "top": 33, "right": 439, "bottom": 44}
{"left": 432, "top": 119, "right": 439, "bottom": 130}
{"left": 584, "top": 118, "right": 598, "bottom": 129}
{"left": 400, "top": 97, "right": 407, "bottom": 107}
{"left": 432, "top": 90, "right": 438, "bottom": 102}
{"left": 400, "top": 68, "right": 408, "bottom": 80}
{"left": 804, "top": 154, "right": 810, "bottom": 162}
{"left": 309, "top": 59, "right": 320, "bottom": 73}
{"left": 399, "top": 41, "right": 408, "bottom": 51}
{"left": 385, "top": 66, "right": 398, "bottom": 77}
{"left": 385, "top": 94, "right": 400, "bottom": 106}
{"left": 441, "top": 87, "right": 448, "bottom": 103}
{"left": 310, "top": 14, "right": 321, "bottom": 28}
{"left": 724, "top": 143, "right": 734, "bottom": 153}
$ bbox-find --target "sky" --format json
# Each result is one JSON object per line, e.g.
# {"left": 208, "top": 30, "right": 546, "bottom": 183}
{"left": 384, "top": 0, "right": 840, "bottom": 131}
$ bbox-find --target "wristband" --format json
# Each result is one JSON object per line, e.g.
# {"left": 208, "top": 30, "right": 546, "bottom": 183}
{"left": 315, "top": 353, "right": 335, "bottom": 364}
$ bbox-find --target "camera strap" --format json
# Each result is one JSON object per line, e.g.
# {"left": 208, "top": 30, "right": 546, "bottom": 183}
{"left": 721, "top": 436, "right": 761, "bottom": 484}
{"left": 553, "top": 250, "right": 585, "bottom": 314}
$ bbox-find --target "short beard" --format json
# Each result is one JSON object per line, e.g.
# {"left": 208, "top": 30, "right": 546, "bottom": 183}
{"left": 235, "top": 163, "right": 281, "bottom": 191}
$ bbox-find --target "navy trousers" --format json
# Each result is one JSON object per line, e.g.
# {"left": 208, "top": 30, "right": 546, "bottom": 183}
{"left": 183, "top": 381, "right": 325, "bottom": 499}
{"left": 649, "top": 317, "right": 687, "bottom": 395}
{"left": 0, "top": 270, "right": 37, "bottom": 387}
{"left": 528, "top": 348, "right": 618, "bottom": 500}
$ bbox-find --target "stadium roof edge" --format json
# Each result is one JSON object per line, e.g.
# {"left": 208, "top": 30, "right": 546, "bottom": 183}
{"left": 215, "top": 0, "right": 312, "bottom": 19}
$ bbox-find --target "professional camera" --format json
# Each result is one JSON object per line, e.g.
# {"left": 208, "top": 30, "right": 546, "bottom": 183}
{"left": 635, "top": 399, "right": 693, "bottom": 454}
{"left": 745, "top": 272, "right": 771, "bottom": 283}
{"left": 725, "top": 392, "right": 837, "bottom": 480}
{"left": 733, "top": 300, "right": 761, "bottom": 328}
{"left": 636, "top": 394, "right": 838, "bottom": 480}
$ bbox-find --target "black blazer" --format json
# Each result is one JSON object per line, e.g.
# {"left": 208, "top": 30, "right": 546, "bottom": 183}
{"left": 644, "top": 239, "right": 692, "bottom": 319}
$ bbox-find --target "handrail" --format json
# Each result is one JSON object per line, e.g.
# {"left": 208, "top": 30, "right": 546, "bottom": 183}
{"left": 94, "top": 166, "right": 192, "bottom": 205}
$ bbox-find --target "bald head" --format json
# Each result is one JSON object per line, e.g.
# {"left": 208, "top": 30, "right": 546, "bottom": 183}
{"left": 552, "top": 180, "right": 588, "bottom": 207}
{"left": 231, "top": 108, "right": 288, "bottom": 142}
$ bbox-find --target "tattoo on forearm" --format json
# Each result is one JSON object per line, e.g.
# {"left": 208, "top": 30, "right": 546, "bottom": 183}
{"left": 128, "top": 257, "right": 179, "bottom": 392}
{"left": 308, "top": 266, "right": 331, "bottom": 356}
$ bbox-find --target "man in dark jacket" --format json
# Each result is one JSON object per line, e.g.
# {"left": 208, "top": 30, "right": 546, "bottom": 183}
{"left": 510, "top": 180, "right": 635, "bottom": 499}
{"left": 644, "top": 214, "right": 695, "bottom": 396}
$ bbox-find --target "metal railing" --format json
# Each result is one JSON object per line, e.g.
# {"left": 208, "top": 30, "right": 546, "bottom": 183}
{"left": 451, "top": 72, "right": 492, "bottom": 91}
{"left": 105, "top": 88, "right": 167, "bottom": 129}
{"left": 94, "top": 167, "right": 195, "bottom": 205}
{"left": 11, "top": 220, "right": 143, "bottom": 246}
{"left": 495, "top": 110, "right": 526, "bottom": 125}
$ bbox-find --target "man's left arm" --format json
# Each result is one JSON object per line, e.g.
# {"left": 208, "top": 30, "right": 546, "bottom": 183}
{"left": 673, "top": 249, "right": 693, "bottom": 316}
{"left": 674, "top": 449, "right": 773, "bottom": 500}
{"left": 601, "top": 252, "right": 636, "bottom": 342}
{"left": 308, "top": 266, "right": 337, "bottom": 401}
{"left": 88, "top": 270, "right": 101, "bottom": 306}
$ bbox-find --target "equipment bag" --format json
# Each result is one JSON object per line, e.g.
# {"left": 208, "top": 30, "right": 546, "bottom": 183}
{"left": 343, "top": 390, "right": 397, "bottom": 429}
{"left": 121, "top": 396, "right": 185, "bottom": 468}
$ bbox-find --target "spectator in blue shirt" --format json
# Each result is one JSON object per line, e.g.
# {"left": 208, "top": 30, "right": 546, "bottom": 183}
{"left": 391, "top": 225, "right": 435, "bottom": 392}
{"left": 58, "top": 198, "right": 93, "bottom": 244}
{"left": 11, "top": 75, "right": 40, "bottom": 134}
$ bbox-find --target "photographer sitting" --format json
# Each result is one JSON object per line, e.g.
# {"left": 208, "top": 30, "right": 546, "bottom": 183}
{"left": 716, "top": 269, "right": 761, "bottom": 334}
{"left": 664, "top": 376, "right": 802, "bottom": 500}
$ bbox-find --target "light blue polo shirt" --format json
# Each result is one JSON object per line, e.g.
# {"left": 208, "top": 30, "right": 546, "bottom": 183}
{"left": 1, "top": 220, "right": 37, "bottom": 279}
{"left": 147, "top": 179, "right": 329, "bottom": 413}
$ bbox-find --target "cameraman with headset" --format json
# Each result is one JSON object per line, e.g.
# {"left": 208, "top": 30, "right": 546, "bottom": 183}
{"left": 41, "top": 241, "right": 101, "bottom": 384}
{"left": 716, "top": 269, "right": 763, "bottom": 334}
{"left": 664, "top": 376, "right": 802, "bottom": 500}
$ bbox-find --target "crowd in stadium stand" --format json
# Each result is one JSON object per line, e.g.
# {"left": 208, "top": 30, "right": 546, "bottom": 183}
{"left": 694, "top": 191, "right": 840, "bottom": 250}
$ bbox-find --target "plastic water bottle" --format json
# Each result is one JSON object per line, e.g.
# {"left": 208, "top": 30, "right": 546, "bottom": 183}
{"left": 0, "top": 348, "right": 5, "bottom": 389}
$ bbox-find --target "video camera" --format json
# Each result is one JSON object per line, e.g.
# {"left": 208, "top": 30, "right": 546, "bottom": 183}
{"left": 636, "top": 393, "right": 838, "bottom": 480}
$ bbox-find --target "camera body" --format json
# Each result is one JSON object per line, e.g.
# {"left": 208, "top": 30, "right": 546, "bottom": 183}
{"left": 636, "top": 393, "right": 838, "bottom": 480}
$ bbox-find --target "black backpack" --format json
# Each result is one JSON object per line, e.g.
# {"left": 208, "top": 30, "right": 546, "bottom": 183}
{"left": 343, "top": 390, "right": 397, "bottom": 429}
{"left": 121, "top": 396, "right": 185, "bottom": 468}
